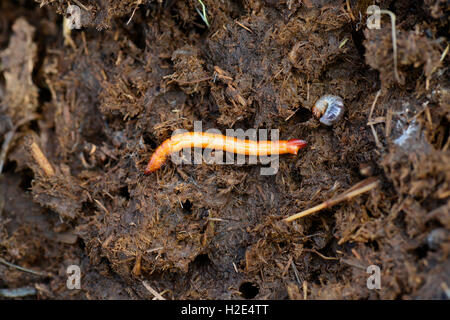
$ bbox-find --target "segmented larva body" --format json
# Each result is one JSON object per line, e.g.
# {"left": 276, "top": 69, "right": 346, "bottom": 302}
{"left": 312, "top": 95, "right": 345, "bottom": 126}
{"left": 144, "top": 132, "right": 307, "bottom": 174}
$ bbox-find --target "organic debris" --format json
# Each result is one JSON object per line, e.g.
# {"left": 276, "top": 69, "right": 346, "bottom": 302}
{"left": 0, "top": 0, "right": 448, "bottom": 299}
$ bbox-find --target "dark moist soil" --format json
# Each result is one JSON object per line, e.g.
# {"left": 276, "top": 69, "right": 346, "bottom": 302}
{"left": 0, "top": 0, "right": 449, "bottom": 300}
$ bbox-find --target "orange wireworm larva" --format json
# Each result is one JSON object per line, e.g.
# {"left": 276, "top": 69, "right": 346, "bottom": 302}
{"left": 144, "top": 132, "right": 307, "bottom": 174}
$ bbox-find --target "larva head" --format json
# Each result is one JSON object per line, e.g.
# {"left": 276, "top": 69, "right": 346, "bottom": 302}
{"left": 286, "top": 139, "right": 308, "bottom": 154}
{"left": 312, "top": 95, "right": 345, "bottom": 126}
{"left": 144, "top": 140, "right": 173, "bottom": 175}
{"left": 312, "top": 99, "right": 328, "bottom": 118}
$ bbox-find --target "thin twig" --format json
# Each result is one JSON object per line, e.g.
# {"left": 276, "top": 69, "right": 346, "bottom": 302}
{"left": 430, "top": 43, "right": 449, "bottom": 77}
{"left": 440, "top": 44, "right": 449, "bottom": 63}
{"left": 345, "top": 0, "right": 356, "bottom": 21}
{"left": 379, "top": 10, "right": 400, "bottom": 83}
{"left": 302, "top": 281, "right": 308, "bottom": 300}
{"left": 368, "top": 90, "right": 383, "bottom": 148}
{"left": 72, "top": 0, "right": 89, "bottom": 12}
{"left": 29, "top": 139, "right": 55, "bottom": 177}
{"left": 205, "top": 217, "right": 226, "bottom": 222}
{"left": 196, "top": 0, "right": 210, "bottom": 28}
{"left": 284, "top": 177, "right": 380, "bottom": 222}
{"left": 0, "top": 257, "right": 48, "bottom": 277}
{"left": 339, "top": 38, "right": 349, "bottom": 49}
{"left": 145, "top": 247, "right": 163, "bottom": 254}
{"left": 127, "top": 0, "right": 142, "bottom": 25}
{"left": 172, "top": 76, "right": 212, "bottom": 85}
{"left": 94, "top": 199, "right": 109, "bottom": 214}
{"left": 304, "top": 249, "right": 339, "bottom": 260}
{"left": 142, "top": 281, "right": 166, "bottom": 300}
{"left": 290, "top": 260, "right": 302, "bottom": 287}
{"left": 235, "top": 21, "right": 252, "bottom": 33}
